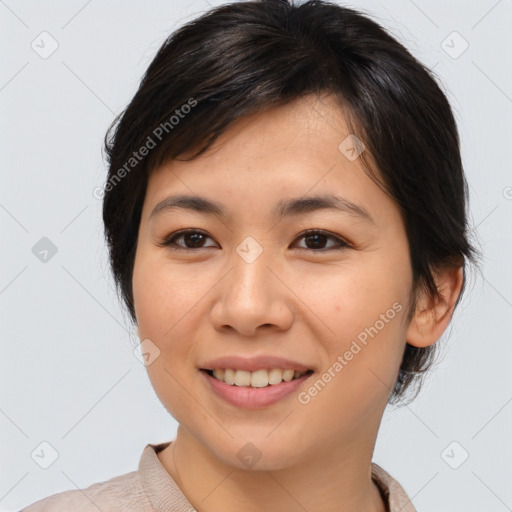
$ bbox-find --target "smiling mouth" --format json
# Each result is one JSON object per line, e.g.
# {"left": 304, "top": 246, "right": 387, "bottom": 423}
{"left": 201, "top": 368, "right": 314, "bottom": 388}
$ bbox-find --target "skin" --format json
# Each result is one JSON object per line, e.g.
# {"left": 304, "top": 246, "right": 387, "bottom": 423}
{"left": 132, "top": 94, "right": 464, "bottom": 512}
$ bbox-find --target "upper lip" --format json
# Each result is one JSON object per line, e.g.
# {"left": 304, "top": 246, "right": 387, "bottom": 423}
{"left": 200, "top": 355, "right": 313, "bottom": 372}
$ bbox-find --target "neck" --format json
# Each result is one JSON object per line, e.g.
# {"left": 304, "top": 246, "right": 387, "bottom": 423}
{"left": 158, "top": 426, "right": 387, "bottom": 512}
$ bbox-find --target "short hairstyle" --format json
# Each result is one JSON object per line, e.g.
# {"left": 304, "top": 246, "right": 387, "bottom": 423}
{"left": 102, "top": 0, "right": 479, "bottom": 404}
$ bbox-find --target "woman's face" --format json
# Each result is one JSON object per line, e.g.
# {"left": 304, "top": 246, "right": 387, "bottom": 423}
{"left": 132, "top": 95, "right": 415, "bottom": 469}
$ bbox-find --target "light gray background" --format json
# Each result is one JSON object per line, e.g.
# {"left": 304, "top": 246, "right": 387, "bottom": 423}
{"left": 1, "top": 1, "right": 511, "bottom": 510}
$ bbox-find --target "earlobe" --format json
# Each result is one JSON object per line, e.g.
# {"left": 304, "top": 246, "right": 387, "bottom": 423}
{"left": 405, "top": 266, "right": 464, "bottom": 349}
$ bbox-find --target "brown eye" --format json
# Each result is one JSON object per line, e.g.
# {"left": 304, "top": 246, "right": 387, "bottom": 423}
{"left": 158, "top": 228, "right": 350, "bottom": 252}
{"left": 293, "top": 230, "right": 350, "bottom": 251}
{"left": 159, "top": 229, "right": 217, "bottom": 250}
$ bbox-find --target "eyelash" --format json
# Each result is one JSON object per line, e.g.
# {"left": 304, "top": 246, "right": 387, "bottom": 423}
{"left": 157, "top": 229, "right": 351, "bottom": 252}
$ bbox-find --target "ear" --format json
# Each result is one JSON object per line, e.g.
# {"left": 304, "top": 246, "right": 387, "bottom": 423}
{"left": 405, "top": 266, "right": 464, "bottom": 348}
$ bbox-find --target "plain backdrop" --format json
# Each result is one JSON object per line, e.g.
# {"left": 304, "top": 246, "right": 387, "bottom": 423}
{"left": 1, "top": 1, "right": 511, "bottom": 511}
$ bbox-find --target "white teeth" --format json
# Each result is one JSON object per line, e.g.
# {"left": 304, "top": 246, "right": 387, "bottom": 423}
{"left": 223, "top": 369, "right": 235, "bottom": 385}
{"left": 282, "top": 369, "right": 295, "bottom": 382}
{"left": 234, "top": 370, "right": 251, "bottom": 386}
{"left": 213, "top": 369, "right": 225, "bottom": 381}
{"left": 209, "top": 368, "right": 309, "bottom": 387}
{"left": 250, "top": 369, "right": 268, "bottom": 388}
{"left": 268, "top": 368, "right": 284, "bottom": 385}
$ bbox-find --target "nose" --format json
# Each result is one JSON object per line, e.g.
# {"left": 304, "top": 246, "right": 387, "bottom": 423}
{"left": 209, "top": 244, "right": 294, "bottom": 337}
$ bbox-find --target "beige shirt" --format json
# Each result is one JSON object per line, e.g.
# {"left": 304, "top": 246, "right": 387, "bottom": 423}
{"left": 21, "top": 441, "right": 417, "bottom": 511}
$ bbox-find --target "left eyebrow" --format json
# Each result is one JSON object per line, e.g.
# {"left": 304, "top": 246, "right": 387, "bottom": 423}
{"left": 149, "top": 193, "right": 375, "bottom": 225}
{"left": 275, "top": 194, "right": 375, "bottom": 224}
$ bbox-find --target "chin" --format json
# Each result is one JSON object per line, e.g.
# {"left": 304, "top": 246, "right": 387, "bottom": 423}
{"left": 205, "top": 434, "right": 304, "bottom": 472}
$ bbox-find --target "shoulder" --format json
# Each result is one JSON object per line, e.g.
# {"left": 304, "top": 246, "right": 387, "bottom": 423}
{"left": 20, "top": 469, "right": 150, "bottom": 512}
{"left": 371, "top": 462, "right": 417, "bottom": 512}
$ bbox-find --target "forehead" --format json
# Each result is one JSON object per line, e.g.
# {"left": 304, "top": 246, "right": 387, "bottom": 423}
{"left": 142, "top": 95, "right": 395, "bottom": 226}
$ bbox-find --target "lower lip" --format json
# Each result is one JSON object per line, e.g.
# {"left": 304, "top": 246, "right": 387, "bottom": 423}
{"left": 200, "top": 370, "right": 313, "bottom": 409}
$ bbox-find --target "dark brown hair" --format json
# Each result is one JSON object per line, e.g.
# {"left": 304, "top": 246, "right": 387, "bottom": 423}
{"left": 102, "top": 0, "right": 479, "bottom": 404}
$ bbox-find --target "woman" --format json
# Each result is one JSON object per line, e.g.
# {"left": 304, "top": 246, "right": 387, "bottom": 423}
{"left": 22, "top": 0, "right": 477, "bottom": 510}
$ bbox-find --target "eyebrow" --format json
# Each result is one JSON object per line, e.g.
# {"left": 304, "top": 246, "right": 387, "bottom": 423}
{"left": 149, "top": 193, "right": 375, "bottom": 224}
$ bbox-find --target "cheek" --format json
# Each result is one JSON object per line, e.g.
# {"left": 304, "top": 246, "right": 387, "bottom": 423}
{"left": 298, "top": 298, "right": 407, "bottom": 437}
{"left": 313, "top": 258, "right": 409, "bottom": 336}
{"left": 309, "top": 261, "right": 410, "bottom": 401}
{"left": 132, "top": 249, "right": 205, "bottom": 339}
{"left": 132, "top": 252, "right": 203, "bottom": 419}
{"left": 132, "top": 249, "right": 221, "bottom": 379}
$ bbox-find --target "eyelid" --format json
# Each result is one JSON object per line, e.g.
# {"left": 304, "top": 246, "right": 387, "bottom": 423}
{"left": 294, "top": 229, "right": 351, "bottom": 250}
{"left": 156, "top": 228, "right": 216, "bottom": 250}
{"left": 158, "top": 228, "right": 351, "bottom": 251}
